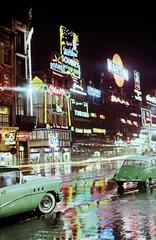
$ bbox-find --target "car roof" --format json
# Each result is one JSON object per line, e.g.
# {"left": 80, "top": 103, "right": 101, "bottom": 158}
{"left": 0, "top": 166, "right": 21, "bottom": 173}
{"left": 124, "top": 155, "right": 155, "bottom": 161}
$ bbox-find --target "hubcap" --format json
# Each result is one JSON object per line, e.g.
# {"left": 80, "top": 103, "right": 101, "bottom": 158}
{"left": 41, "top": 196, "right": 51, "bottom": 210}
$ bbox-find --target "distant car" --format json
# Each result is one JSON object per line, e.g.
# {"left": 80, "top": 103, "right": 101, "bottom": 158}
{"left": 113, "top": 155, "right": 156, "bottom": 194}
{"left": 0, "top": 166, "right": 62, "bottom": 219}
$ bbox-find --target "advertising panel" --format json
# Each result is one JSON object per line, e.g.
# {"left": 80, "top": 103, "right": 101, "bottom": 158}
{"left": 141, "top": 108, "right": 152, "bottom": 127}
{"left": 50, "top": 25, "right": 81, "bottom": 79}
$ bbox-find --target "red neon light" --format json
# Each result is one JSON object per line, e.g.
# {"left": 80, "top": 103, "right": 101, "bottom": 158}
{"left": 48, "top": 85, "right": 66, "bottom": 96}
{"left": 52, "top": 71, "right": 63, "bottom": 77}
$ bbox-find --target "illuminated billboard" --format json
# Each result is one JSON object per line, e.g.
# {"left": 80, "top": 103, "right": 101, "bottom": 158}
{"left": 141, "top": 108, "right": 152, "bottom": 127}
{"left": 70, "top": 99, "right": 89, "bottom": 118}
{"left": 60, "top": 25, "right": 79, "bottom": 58}
{"left": 107, "top": 53, "right": 129, "bottom": 87}
{"left": 134, "top": 70, "right": 142, "bottom": 101}
{"left": 50, "top": 26, "right": 81, "bottom": 79}
{"left": 87, "top": 86, "right": 101, "bottom": 98}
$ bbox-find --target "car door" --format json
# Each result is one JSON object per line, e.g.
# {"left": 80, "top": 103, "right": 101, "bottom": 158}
{"left": 0, "top": 175, "right": 32, "bottom": 218}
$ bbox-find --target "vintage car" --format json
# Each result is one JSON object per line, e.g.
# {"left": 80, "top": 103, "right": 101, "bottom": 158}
{"left": 113, "top": 155, "right": 156, "bottom": 194}
{"left": 0, "top": 166, "right": 62, "bottom": 219}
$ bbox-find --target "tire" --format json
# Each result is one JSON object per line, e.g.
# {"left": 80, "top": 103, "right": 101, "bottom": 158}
{"left": 38, "top": 193, "right": 56, "bottom": 214}
{"left": 138, "top": 181, "right": 147, "bottom": 193}
{"left": 146, "top": 178, "right": 153, "bottom": 191}
{"left": 146, "top": 179, "right": 150, "bottom": 188}
{"left": 117, "top": 182, "right": 124, "bottom": 195}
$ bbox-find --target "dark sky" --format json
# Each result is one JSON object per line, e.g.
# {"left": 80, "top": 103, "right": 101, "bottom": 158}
{"left": 1, "top": 1, "right": 156, "bottom": 92}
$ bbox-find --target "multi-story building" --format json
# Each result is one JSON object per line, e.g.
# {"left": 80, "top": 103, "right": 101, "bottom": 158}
{"left": 0, "top": 19, "right": 36, "bottom": 165}
{"left": 29, "top": 70, "right": 71, "bottom": 163}
{"left": 1, "top": 20, "right": 154, "bottom": 166}
{"left": 0, "top": 23, "right": 18, "bottom": 165}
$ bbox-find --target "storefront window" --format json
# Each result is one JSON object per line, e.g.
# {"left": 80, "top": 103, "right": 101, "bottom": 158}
{"left": 0, "top": 106, "right": 10, "bottom": 126}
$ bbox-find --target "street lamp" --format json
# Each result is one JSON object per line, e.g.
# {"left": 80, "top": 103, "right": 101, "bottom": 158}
{"left": 65, "top": 91, "right": 71, "bottom": 127}
{"left": 25, "top": 27, "right": 34, "bottom": 116}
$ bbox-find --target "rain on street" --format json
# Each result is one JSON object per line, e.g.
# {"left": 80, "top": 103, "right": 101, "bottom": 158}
{"left": 1, "top": 157, "right": 156, "bottom": 240}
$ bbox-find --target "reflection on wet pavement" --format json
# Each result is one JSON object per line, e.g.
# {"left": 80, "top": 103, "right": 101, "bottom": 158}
{"left": 1, "top": 160, "right": 156, "bottom": 239}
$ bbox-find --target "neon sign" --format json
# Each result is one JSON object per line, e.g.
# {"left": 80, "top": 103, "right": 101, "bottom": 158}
{"left": 50, "top": 61, "right": 65, "bottom": 74}
{"left": 111, "top": 95, "right": 130, "bottom": 106}
{"left": 146, "top": 94, "right": 156, "bottom": 105}
{"left": 91, "top": 113, "right": 97, "bottom": 118}
{"left": 75, "top": 128, "right": 92, "bottom": 134}
{"left": 70, "top": 82, "right": 87, "bottom": 95}
{"left": 141, "top": 108, "right": 152, "bottom": 127}
{"left": 99, "top": 114, "right": 105, "bottom": 119}
{"left": 134, "top": 70, "right": 142, "bottom": 101}
{"left": 70, "top": 99, "right": 89, "bottom": 118}
{"left": 50, "top": 55, "right": 80, "bottom": 79}
{"left": 48, "top": 85, "right": 65, "bottom": 96}
{"left": 87, "top": 86, "right": 101, "bottom": 98}
{"left": 60, "top": 25, "right": 79, "bottom": 58}
{"left": 107, "top": 54, "right": 129, "bottom": 88}
{"left": 74, "top": 110, "right": 89, "bottom": 118}
{"left": 107, "top": 58, "right": 128, "bottom": 81}
{"left": 59, "top": 25, "right": 81, "bottom": 79}
{"left": 93, "top": 128, "right": 106, "bottom": 134}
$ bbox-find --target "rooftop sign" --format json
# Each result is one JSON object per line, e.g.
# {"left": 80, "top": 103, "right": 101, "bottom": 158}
{"left": 107, "top": 53, "right": 129, "bottom": 87}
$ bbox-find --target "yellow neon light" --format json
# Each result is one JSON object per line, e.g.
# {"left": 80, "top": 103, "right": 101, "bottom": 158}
{"left": 44, "top": 91, "right": 47, "bottom": 124}
{"left": 60, "top": 25, "right": 63, "bottom": 55}
{"left": 65, "top": 92, "right": 71, "bottom": 127}
{"left": 112, "top": 54, "right": 124, "bottom": 87}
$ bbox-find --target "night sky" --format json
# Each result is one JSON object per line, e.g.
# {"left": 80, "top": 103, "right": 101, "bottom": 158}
{"left": 1, "top": 1, "right": 156, "bottom": 93}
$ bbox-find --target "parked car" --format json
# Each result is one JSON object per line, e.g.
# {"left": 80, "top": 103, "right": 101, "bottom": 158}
{"left": 0, "top": 166, "right": 62, "bottom": 219}
{"left": 113, "top": 155, "right": 156, "bottom": 194}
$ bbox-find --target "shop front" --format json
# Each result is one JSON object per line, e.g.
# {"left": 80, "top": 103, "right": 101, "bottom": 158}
{"left": 0, "top": 127, "right": 18, "bottom": 166}
{"left": 28, "top": 128, "right": 71, "bottom": 163}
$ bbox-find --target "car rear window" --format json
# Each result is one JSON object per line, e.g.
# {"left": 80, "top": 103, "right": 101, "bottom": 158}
{"left": 0, "top": 171, "right": 20, "bottom": 188}
{"left": 123, "top": 160, "right": 141, "bottom": 166}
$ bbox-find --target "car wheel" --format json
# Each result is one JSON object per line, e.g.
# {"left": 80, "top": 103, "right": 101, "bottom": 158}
{"left": 146, "top": 178, "right": 153, "bottom": 190}
{"left": 38, "top": 193, "right": 56, "bottom": 214}
{"left": 117, "top": 182, "right": 124, "bottom": 195}
{"left": 138, "top": 181, "right": 147, "bottom": 193}
{"left": 146, "top": 179, "right": 150, "bottom": 188}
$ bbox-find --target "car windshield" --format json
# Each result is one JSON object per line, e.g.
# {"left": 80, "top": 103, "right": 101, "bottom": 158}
{"left": 0, "top": 171, "right": 20, "bottom": 188}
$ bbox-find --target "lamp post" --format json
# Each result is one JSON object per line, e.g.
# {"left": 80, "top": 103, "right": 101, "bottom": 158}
{"left": 26, "top": 27, "right": 33, "bottom": 116}
{"left": 65, "top": 91, "right": 71, "bottom": 127}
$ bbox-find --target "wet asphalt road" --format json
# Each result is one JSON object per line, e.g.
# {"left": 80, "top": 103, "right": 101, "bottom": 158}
{"left": 1, "top": 158, "right": 156, "bottom": 240}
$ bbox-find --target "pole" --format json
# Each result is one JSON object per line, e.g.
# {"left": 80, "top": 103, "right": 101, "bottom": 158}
{"left": 44, "top": 90, "right": 47, "bottom": 124}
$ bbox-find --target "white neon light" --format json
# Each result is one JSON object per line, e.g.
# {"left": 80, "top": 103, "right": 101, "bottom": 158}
{"left": 74, "top": 110, "right": 89, "bottom": 118}
{"left": 107, "top": 58, "right": 129, "bottom": 81}
{"left": 70, "top": 88, "right": 87, "bottom": 95}
{"left": 48, "top": 85, "right": 65, "bottom": 96}
{"left": 87, "top": 86, "right": 101, "bottom": 98}
{"left": 26, "top": 27, "right": 34, "bottom": 116}
{"left": 130, "top": 112, "right": 138, "bottom": 117}
{"left": 111, "top": 95, "right": 130, "bottom": 105}
{"left": 146, "top": 94, "right": 156, "bottom": 105}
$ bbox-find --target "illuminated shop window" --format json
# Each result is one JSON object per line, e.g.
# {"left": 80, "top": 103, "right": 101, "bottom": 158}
{"left": 0, "top": 114, "right": 9, "bottom": 126}
{"left": 16, "top": 93, "right": 24, "bottom": 115}
{"left": 0, "top": 107, "right": 10, "bottom": 126}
